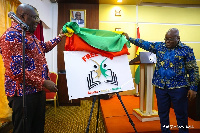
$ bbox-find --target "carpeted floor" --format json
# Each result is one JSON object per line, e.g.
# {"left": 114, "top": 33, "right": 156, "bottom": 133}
{"left": 0, "top": 99, "right": 106, "bottom": 133}
{"left": 45, "top": 99, "right": 106, "bottom": 133}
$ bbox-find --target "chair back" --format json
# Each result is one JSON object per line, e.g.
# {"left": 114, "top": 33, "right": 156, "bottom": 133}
{"left": 49, "top": 72, "right": 58, "bottom": 85}
{"left": 44, "top": 72, "right": 58, "bottom": 92}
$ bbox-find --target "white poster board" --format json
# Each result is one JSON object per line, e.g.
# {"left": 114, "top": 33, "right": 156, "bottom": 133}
{"left": 64, "top": 51, "right": 134, "bottom": 100}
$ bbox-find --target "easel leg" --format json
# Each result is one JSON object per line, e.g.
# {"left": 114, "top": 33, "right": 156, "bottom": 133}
{"left": 86, "top": 96, "right": 97, "bottom": 133}
{"left": 116, "top": 92, "right": 138, "bottom": 133}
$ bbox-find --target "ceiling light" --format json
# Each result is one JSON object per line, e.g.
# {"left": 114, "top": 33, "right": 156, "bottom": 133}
{"left": 117, "top": 0, "right": 122, "bottom": 2}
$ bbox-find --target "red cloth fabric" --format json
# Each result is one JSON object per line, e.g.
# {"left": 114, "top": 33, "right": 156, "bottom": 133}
{"left": 65, "top": 34, "right": 130, "bottom": 59}
{"left": 34, "top": 20, "right": 44, "bottom": 42}
{"left": 45, "top": 72, "right": 57, "bottom": 93}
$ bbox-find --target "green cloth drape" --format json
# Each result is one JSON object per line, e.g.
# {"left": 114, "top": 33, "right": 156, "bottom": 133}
{"left": 62, "top": 22, "right": 130, "bottom": 52}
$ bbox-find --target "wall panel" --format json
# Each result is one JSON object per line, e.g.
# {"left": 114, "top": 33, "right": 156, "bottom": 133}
{"left": 138, "top": 6, "right": 200, "bottom": 24}
{"left": 138, "top": 24, "right": 200, "bottom": 42}
{"left": 99, "top": 4, "right": 136, "bottom": 22}
{"left": 57, "top": 3, "right": 99, "bottom": 72}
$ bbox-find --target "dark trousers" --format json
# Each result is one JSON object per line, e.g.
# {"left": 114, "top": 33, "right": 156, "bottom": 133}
{"left": 155, "top": 87, "right": 188, "bottom": 133}
{"left": 7, "top": 90, "right": 46, "bottom": 133}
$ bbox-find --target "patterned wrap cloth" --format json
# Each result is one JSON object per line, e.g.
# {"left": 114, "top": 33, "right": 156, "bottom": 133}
{"left": 0, "top": 22, "right": 61, "bottom": 97}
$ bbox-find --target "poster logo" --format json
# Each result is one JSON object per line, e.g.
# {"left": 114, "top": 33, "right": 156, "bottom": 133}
{"left": 87, "top": 58, "right": 118, "bottom": 90}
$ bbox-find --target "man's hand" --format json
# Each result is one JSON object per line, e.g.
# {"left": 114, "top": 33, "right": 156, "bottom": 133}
{"left": 58, "top": 29, "right": 65, "bottom": 38}
{"left": 43, "top": 80, "right": 58, "bottom": 92}
{"left": 187, "top": 89, "right": 197, "bottom": 101}
{"left": 122, "top": 32, "right": 130, "bottom": 40}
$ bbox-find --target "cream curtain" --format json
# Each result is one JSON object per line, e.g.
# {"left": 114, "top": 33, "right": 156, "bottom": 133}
{"left": 0, "top": 0, "right": 21, "bottom": 124}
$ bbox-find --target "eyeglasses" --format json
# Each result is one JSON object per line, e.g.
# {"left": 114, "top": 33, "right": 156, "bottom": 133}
{"left": 164, "top": 37, "right": 176, "bottom": 41}
{"left": 24, "top": 13, "right": 40, "bottom": 21}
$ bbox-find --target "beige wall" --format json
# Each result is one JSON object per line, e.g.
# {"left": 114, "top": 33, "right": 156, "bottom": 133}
{"left": 99, "top": 4, "right": 200, "bottom": 95}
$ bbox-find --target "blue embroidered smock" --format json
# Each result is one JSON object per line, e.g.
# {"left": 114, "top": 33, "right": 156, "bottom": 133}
{"left": 129, "top": 38, "right": 199, "bottom": 91}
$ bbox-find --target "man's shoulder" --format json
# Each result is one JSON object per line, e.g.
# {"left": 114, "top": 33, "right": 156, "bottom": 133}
{"left": 0, "top": 28, "right": 11, "bottom": 40}
{"left": 180, "top": 42, "right": 192, "bottom": 49}
{"left": 4, "top": 28, "right": 21, "bottom": 37}
{"left": 178, "top": 42, "right": 195, "bottom": 53}
{"left": 154, "top": 42, "right": 165, "bottom": 48}
{"left": 71, "top": 19, "right": 76, "bottom": 22}
{"left": 0, "top": 27, "right": 21, "bottom": 44}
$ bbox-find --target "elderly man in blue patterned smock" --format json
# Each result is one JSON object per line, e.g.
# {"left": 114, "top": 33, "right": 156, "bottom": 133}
{"left": 124, "top": 28, "right": 199, "bottom": 133}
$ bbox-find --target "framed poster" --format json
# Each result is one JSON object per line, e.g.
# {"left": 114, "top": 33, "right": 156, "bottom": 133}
{"left": 115, "top": 28, "right": 121, "bottom": 31}
{"left": 70, "top": 9, "right": 86, "bottom": 28}
{"left": 64, "top": 51, "right": 135, "bottom": 100}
